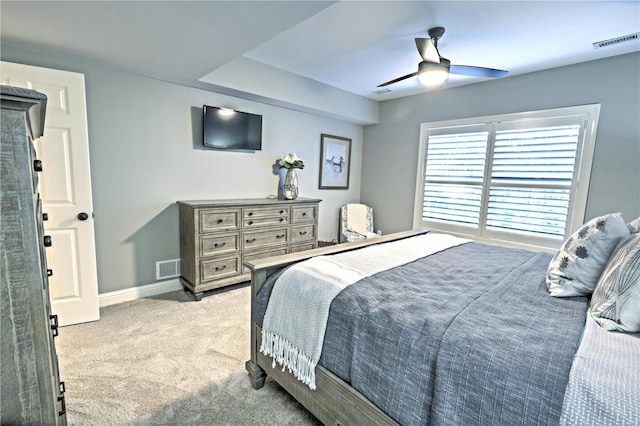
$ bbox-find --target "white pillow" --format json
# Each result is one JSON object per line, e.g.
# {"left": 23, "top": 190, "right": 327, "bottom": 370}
{"left": 590, "top": 233, "right": 640, "bottom": 332}
{"left": 547, "top": 213, "right": 630, "bottom": 297}
{"left": 627, "top": 216, "right": 640, "bottom": 234}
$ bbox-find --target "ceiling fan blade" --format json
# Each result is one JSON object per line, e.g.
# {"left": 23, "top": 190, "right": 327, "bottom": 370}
{"left": 449, "top": 65, "right": 509, "bottom": 78}
{"left": 378, "top": 71, "right": 419, "bottom": 87}
{"left": 415, "top": 38, "right": 440, "bottom": 63}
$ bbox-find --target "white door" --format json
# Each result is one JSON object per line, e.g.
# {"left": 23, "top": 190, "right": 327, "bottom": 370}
{"left": 1, "top": 61, "right": 100, "bottom": 326}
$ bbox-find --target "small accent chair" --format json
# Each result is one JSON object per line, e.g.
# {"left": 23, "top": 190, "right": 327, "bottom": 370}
{"left": 339, "top": 203, "right": 377, "bottom": 243}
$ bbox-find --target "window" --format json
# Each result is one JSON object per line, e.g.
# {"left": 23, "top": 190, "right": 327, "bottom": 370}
{"left": 413, "top": 105, "right": 600, "bottom": 250}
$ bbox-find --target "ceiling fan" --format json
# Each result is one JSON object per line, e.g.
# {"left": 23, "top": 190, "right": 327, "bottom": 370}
{"left": 378, "top": 26, "right": 509, "bottom": 87}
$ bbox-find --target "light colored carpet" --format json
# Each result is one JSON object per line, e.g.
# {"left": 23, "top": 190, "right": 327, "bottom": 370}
{"left": 56, "top": 283, "right": 320, "bottom": 425}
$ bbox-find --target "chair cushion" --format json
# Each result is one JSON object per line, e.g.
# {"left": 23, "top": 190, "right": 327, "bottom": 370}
{"left": 346, "top": 203, "right": 371, "bottom": 235}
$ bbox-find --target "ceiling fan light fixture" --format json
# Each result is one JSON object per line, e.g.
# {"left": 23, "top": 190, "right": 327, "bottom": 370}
{"left": 377, "top": 27, "right": 508, "bottom": 89}
{"left": 418, "top": 68, "right": 448, "bottom": 86}
{"left": 418, "top": 60, "right": 449, "bottom": 86}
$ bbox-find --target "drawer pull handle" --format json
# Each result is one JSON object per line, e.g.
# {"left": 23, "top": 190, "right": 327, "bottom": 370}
{"left": 50, "top": 314, "right": 59, "bottom": 337}
{"left": 246, "top": 238, "right": 256, "bottom": 243}
{"left": 58, "top": 394, "right": 66, "bottom": 416}
{"left": 299, "top": 231, "right": 307, "bottom": 235}
{"left": 216, "top": 219, "right": 223, "bottom": 224}
{"left": 302, "top": 212, "right": 307, "bottom": 216}
{"left": 215, "top": 265, "right": 226, "bottom": 272}
{"left": 248, "top": 221, "right": 254, "bottom": 225}
{"left": 279, "top": 218, "right": 285, "bottom": 222}
{"left": 57, "top": 384, "right": 66, "bottom": 416}
{"left": 248, "top": 212, "right": 254, "bottom": 216}
{"left": 43, "top": 236, "right": 52, "bottom": 247}
{"left": 280, "top": 210, "right": 284, "bottom": 214}
{"left": 276, "top": 234, "right": 285, "bottom": 239}
{"left": 214, "top": 242, "right": 226, "bottom": 248}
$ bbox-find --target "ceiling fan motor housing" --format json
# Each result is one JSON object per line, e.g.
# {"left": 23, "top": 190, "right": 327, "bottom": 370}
{"left": 428, "top": 26, "right": 446, "bottom": 40}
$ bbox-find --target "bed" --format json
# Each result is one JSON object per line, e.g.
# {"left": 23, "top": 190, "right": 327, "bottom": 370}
{"left": 245, "top": 222, "right": 639, "bottom": 425}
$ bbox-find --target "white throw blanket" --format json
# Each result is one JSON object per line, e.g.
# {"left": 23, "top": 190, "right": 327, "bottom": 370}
{"left": 260, "top": 233, "right": 469, "bottom": 389}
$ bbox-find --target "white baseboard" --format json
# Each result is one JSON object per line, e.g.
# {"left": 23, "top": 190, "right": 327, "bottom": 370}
{"left": 99, "top": 279, "right": 182, "bottom": 308}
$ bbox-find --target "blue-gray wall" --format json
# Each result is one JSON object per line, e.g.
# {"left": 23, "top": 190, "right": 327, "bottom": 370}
{"left": 2, "top": 45, "right": 364, "bottom": 294}
{"left": 3, "top": 44, "right": 639, "bottom": 295}
{"left": 362, "top": 52, "right": 640, "bottom": 235}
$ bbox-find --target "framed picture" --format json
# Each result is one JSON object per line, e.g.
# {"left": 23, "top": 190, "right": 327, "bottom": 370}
{"left": 319, "top": 134, "right": 352, "bottom": 189}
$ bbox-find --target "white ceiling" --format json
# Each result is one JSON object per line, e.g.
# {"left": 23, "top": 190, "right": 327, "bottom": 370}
{"left": 2, "top": 1, "right": 639, "bottom": 104}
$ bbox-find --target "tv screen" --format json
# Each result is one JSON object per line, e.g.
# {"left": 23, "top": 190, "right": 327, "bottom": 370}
{"left": 202, "top": 105, "right": 262, "bottom": 150}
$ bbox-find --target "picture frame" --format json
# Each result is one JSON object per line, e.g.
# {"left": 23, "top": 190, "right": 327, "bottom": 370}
{"left": 319, "top": 134, "right": 352, "bottom": 189}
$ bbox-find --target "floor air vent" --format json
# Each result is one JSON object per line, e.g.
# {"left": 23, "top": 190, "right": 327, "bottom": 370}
{"left": 156, "top": 259, "right": 181, "bottom": 280}
{"left": 593, "top": 33, "right": 639, "bottom": 49}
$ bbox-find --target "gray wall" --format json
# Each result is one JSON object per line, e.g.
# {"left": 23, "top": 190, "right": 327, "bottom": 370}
{"left": 4, "top": 44, "right": 639, "bottom": 295}
{"left": 362, "top": 52, "right": 640, "bottom": 235}
{"left": 2, "top": 46, "right": 364, "bottom": 294}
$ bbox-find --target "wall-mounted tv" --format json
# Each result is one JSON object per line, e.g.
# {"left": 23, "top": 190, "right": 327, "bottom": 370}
{"left": 202, "top": 105, "right": 262, "bottom": 151}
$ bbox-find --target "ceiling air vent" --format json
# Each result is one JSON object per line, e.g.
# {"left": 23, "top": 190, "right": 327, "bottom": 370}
{"left": 593, "top": 33, "right": 639, "bottom": 49}
{"left": 372, "top": 88, "right": 392, "bottom": 95}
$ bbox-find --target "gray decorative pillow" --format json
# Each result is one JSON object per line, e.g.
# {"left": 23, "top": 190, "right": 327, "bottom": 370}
{"left": 627, "top": 216, "right": 640, "bottom": 234}
{"left": 590, "top": 233, "right": 640, "bottom": 332}
{"left": 547, "top": 213, "right": 630, "bottom": 297}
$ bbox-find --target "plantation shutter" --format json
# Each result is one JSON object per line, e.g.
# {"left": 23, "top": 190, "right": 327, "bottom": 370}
{"left": 421, "top": 125, "right": 489, "bottom": 228}
{"left": 416, "top": 109, "right": 596, "bottom": 249}
{"left": 486, "top": 116, "right": 585, "bottom": 238}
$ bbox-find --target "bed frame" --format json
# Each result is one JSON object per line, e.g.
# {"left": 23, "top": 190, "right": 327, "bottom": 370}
{"left": 244, "top": 228, "right": 428, "bottom": 425}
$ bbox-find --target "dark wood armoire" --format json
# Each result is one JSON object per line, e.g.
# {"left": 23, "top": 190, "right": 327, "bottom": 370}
{"left": 1, "top": 85, "right": 67, "bottom": 424}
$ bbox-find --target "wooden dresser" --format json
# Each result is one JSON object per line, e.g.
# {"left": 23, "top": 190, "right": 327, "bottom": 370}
{"left": 1, "top": 86, "right": 67, "bottom": 424}
{"left": 178, "top": 198, "right": 321, "bottom": 300}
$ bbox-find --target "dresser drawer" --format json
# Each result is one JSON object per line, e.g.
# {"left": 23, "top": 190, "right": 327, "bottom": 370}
{"left": 291, "top": 224, "right": 315, "bottom": 243}
{"left": 200, "top": 256, "right": 240, "bottom": 282}
{"left": 291, "top": 205, "right": 317, "bottom": 223}
{"left": 242, "top": 228, "right": 288, "bottom": 250}
{"left": 242, "top": 248, "right": 287, "bottom": 272}
{"left": 243, "top": 215, "right": 289, "bottom": 228}
{"left": 290, "top": 242, "right": 316, "bottom": 253}
{"left": 243, "top": 206, "right": 289, "bottom": 219}
{"left": 243, "top": 206, "right": 289, "bottom": 228}
{"left": 200, "top": 209, "right": 240, "bottom": 233}
{"left": 200, "top": 233, "right": 238, "bottom": 257}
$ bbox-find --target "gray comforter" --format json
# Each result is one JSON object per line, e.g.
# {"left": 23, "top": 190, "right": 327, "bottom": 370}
{"left": 256, "top": 242, "right": 589, "bottom": 425}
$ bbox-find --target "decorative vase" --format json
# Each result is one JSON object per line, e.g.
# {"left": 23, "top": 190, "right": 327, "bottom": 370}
{"left": 283, "top": 168, "right": 299, "bottom": 200}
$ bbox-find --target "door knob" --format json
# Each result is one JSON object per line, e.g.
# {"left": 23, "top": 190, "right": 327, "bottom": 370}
{"left": 77, "top": 212, "right": 89, "bottom": 221}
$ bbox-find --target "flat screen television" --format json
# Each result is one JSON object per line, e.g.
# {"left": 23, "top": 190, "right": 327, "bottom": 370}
{"left": 202, "top": 105, "right": 262, "bottom": 151}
